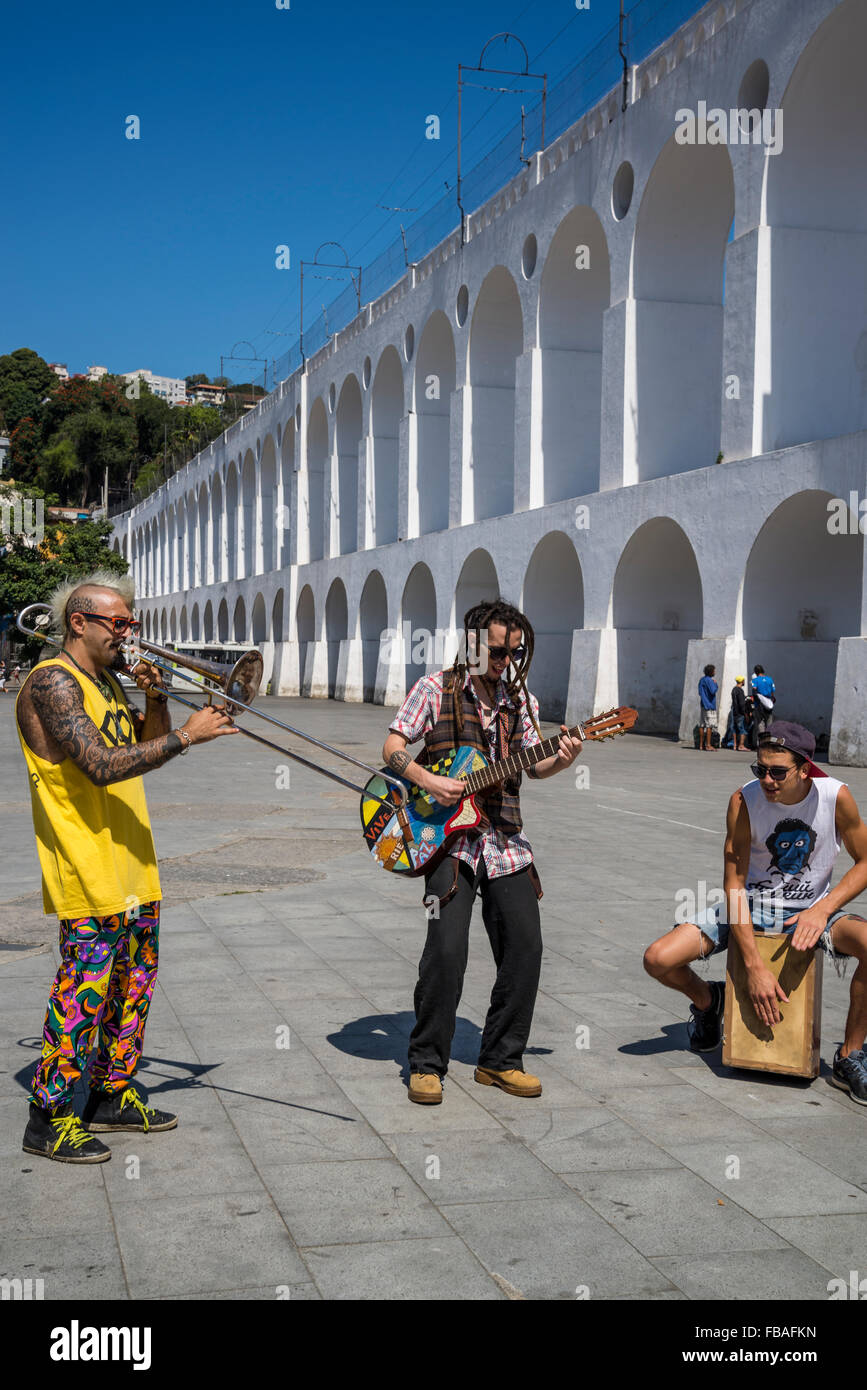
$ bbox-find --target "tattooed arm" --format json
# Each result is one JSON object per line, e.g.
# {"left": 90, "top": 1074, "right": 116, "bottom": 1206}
{"left": 382, "top": 732, "right": 465, "bottom": 807}
{"left": 25, "top": 666, "right": 235, "bottom": 786}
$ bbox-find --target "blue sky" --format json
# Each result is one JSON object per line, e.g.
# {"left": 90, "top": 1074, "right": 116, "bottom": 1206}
{"left": 2, "top": 0, "right": 629, "bottom": 384}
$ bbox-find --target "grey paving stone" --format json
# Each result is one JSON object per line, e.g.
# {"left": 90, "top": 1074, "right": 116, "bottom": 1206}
{"left": 600, "top": 1082, "right": 770, "bottom": 1147}
{"left": 441, "top": 1195, "right": 677, "bottom": 1299}
{"left": 670, "top": 1064, "right": 846, "bottom": 1120}
{"left": 509, "top": 1107, "right": 683, "bottom": 1173}
{"left": 301, "top": 1236, "right": 504, "bottom": 1300}
{"left": 165, "top": 1282, "right": 322, "bottom": 1299}
{"left": 226, "top": 1096, "right": 391, "bottom": 1164}
{"left": 381, "top": 1128, "right": 572, "bottom": 1203}
{"left": 260, "top": 1156, "right": 452, "bottom": 1245}
{"left": 111, "top": 1190, "right": 310, "bottom": 1298}
{"left": 763, "top": 1214, "right": 867, "bottom": 1279}
{"left": 651, "top": 1247, "right": 840, "bottom": 1300}
{"left": 664, "top": 1138, "right": 867, "bottom": 1218}
{"left": 244, "top": 969, "right": 364, "bottom": 1001}
{"left": 98, "top": 1121, "right": 259, "bottom": 1203}
{"left": 761, "top": 1110, "right": 867, "bottom": 1190}
{"left": 563, "top": 1168, "right": 789, "bottom": 1257}
{"left": 0, "top": 1233, "right": 127, "bottom": 1300}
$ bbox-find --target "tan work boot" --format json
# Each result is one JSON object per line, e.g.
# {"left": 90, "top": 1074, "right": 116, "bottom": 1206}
{"left": 408, "top": 1072, "right": 443, "bottom": 1104}
{"left": 474, "top": 1066, "right": 542, "bottom": 1097}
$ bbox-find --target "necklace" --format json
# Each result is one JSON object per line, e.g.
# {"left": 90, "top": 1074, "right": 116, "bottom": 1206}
{"left": 60, "top": 648, "right": 117, "bottom": 707}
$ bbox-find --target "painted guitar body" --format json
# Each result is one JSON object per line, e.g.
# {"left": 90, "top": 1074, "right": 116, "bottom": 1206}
{"left": 360, "top": 744, "right": 492, "bottom": 876}
{"left": 360, "top": 706, "right": 637, "bottom": 875}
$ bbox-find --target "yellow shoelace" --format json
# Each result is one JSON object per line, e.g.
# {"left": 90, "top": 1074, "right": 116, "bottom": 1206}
{"left": 50, "top": 1115, "right": 94, "bottom": 1152}
{"left": 119, "top": 1086, "right": 154, "bottom": 1132}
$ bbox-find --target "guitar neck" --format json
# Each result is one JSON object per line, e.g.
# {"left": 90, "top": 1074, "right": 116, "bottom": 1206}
{"left": 462, "top": 724, "right": 586, "bottom": 793}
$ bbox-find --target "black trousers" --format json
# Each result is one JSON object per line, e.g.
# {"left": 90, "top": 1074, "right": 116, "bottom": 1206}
{"left": 408, "top": 855, "right": 543, "bottom": 1078}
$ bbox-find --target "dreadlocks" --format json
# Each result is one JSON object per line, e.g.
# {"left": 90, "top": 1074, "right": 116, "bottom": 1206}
{"left": 449, "top": 598, "right": 542, "bottom": 742}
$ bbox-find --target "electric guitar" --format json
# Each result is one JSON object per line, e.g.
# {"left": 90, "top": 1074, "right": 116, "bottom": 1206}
{"left": 360, "top": 706, "right": 638, "bottom": 875}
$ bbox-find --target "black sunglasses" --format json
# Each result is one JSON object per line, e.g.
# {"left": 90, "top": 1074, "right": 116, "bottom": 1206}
{"left": 751, "top": 762, "right": 797, "bottom": 783}
{"left": 483, "top": 643, "right": 526, "bottom": 662}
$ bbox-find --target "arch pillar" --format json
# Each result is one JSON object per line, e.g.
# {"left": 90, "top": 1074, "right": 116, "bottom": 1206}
{"left": 302, "top": 641, "right": 329, "bottom": 699}
{"left": 678, "top": 636, "right": 748, "bottom": 745}
{"left": 565, "top": 628, "right": 618, "bottom": 725}
{"left": 514, "top": 349, "right": 542, "bottom": 512}
{"left": 599, "top": 300, "right": 629, "bottom": 490}
{"left": 335, "top": 638, "right": 364, "bottom": 701}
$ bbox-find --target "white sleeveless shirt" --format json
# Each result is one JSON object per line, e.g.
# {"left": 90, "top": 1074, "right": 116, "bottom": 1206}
{"left": 742, "top": 775, "right": 844, "bottom": 917}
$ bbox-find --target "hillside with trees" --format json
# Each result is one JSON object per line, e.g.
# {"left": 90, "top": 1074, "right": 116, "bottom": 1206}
{"left": 0, "top": 348, "right": 262, "bottom": 511}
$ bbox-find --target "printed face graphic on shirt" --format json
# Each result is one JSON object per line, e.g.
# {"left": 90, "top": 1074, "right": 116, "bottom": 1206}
{"left": 764, "top": 818, "right": 816, "bottom": 876}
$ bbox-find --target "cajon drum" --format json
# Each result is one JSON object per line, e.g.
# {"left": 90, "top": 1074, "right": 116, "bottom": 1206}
{"left": 722, "top": 931, "right": 822, "bottom": 1078}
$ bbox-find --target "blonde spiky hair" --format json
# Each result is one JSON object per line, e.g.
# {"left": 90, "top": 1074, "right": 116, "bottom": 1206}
{"left": 49, "top": 570, "right": 136, "bottom": 641}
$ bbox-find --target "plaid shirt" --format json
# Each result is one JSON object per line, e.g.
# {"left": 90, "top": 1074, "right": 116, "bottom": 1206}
{"left": 388, "top": 668, "right": 542, "bottom": 878}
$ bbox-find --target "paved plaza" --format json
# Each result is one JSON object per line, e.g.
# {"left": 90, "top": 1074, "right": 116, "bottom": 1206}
{"left": 2, "top": 694, "right": 866, "bottom": 1302}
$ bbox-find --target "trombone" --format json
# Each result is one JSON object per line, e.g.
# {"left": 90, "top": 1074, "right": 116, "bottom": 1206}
{"left": 15, "top": 603, "right": 408, "bottom": 809}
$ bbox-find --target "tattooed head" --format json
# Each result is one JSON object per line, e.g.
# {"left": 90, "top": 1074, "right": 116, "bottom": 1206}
{"left": 50, "top": 570, "right": 136, "bottom": 641}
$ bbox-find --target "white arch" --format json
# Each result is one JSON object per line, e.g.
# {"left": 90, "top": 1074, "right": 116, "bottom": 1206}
{"left": 613, "top": 518, "right": 702, "bottom": 732}
{"left": 325, "top": 579, "right": 348, "bottom": 697}
{"left": 631, "top": 138, "right": 734, "bottom": 482}
{"left": 762, "top": 0, "right": 867, "bottom": 449}
{"left": 360, "top": 570, "right": 388, "bottom": 702}
{"left": 539, "top": 208, "right": 610, "bottom": 501}
{"left": 522, "top": 532, "right": 585, "bottom": 720}
{"left": 336, "top": 376, "right": 362, "bottom": 556}
{"left": 414, "top": 311, "right": 455, "bottom": 535}
{"left": 469, "top": 266, "right": 521, "bottom": 520}
{"left": 371, "top": 348, "right": 402, "bottom": 546}
{"left": 307, "top": 399, "right": 328, "bottom": 563}
{"left": 402, "top": 562, "right": 437, "bottom": 693}
{"left": 260, "top": 434, "right": 277, "bottom": 573}
{"left": 742, "top": 490, "right": 862, "bottom": 739}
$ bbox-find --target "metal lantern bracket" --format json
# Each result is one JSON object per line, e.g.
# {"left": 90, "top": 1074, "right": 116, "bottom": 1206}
{"left": 220, "top": 341, "right": 270, "bottom": 401}
{"left": 300, "top": 243, "right": 362, "bottom": 365}
{"left": 457, "top": 32, "right": 547, "bottom": 245}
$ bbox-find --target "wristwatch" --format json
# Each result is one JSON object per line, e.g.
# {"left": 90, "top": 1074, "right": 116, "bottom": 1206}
{"left": 146, "top": 689, "right": 168, "bottom": 705}
{"left": 177, "top": 729, "right": 192, "bottom": 755}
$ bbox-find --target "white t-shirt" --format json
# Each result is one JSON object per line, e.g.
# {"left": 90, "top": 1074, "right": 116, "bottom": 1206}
{"left": 742, "top": 775, "right": 843, "bottom": 918}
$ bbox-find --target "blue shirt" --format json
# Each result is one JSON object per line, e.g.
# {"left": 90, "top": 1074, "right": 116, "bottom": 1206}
{"left": 698, "top": 676, "right": 718, "bottom": 710}
{"left": 752, "top": 674, "right": 775, "bottom": 699}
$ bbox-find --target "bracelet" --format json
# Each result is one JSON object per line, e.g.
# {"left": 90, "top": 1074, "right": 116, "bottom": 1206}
{"left": 177, "top": 729, "right": 192, "bottom": 755}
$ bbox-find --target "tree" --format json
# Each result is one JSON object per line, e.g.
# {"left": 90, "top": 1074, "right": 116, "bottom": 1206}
{"left": 0, "top": 349, "right": 56, "bottom": 432}
{"left": 0, "top": 515, "right": 128, "bottom": 662}
{"left": 185, "top": 373, "right": 209, "bottom": 389}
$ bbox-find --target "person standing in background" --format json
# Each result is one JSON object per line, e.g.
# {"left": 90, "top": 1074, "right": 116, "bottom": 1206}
{"left": 698, "top": 664, "right": 719, "bottom": 752}
{"left": 731, "top": 676, "right": 749, "bottom": 751}
{"left": 751, "top": 664, "right": 777, "bottom": 747}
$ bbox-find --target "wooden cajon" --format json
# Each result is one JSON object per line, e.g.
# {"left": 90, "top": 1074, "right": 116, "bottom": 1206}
{"left": 722, "top": 931, "right": 823, "bottom": 1078}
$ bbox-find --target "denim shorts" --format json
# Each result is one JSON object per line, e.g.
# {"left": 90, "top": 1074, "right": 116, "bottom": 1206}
{"left": 692, "top": 892, "right": 851, "bottom": 963}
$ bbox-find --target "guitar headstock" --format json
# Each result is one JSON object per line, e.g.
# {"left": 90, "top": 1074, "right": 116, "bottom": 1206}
{"left": 581, "top": 707, "right": 638, "bottom": 741}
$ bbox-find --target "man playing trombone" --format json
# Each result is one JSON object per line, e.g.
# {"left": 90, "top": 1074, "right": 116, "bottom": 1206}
{"left": 15, "top": 570, "right": 236, "bottom": 1164}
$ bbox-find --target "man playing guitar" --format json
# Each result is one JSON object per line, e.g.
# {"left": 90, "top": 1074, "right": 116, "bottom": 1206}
{"left": 382, "top": 599, "right": 583, "bottom": 1104}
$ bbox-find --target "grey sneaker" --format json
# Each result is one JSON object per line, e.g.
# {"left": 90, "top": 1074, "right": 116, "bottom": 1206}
{"left": 831, "top": 1047, "right": 867, "bottom": 1106}
{"left": 687, "top": 980, "right": 726, "bottom": 1052}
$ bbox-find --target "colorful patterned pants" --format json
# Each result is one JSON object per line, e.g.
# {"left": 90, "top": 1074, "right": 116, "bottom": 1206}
{"left": 31, "top": 901, "right": 160, "bottom": 1109}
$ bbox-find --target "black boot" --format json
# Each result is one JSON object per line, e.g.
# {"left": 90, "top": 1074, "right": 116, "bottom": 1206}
{"left": 81, "top": 1083, "right": 177, "bottom": 1133}
{"left": 23, "top": 1101, "right": 111, "bottom": 1164}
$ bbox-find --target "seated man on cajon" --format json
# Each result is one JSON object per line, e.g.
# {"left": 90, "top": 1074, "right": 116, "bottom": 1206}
{"left": 643, "top": 722, "right": 867, "bottom": 1104}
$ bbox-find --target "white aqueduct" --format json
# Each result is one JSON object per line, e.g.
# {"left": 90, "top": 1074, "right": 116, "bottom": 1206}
{"left": 112, "top": 0, "right": 867, "bottom": 763}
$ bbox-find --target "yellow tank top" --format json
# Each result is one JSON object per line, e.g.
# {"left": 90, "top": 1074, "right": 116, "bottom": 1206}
{"left": 16, "top": 657, "right": 162, "bottom": 919}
